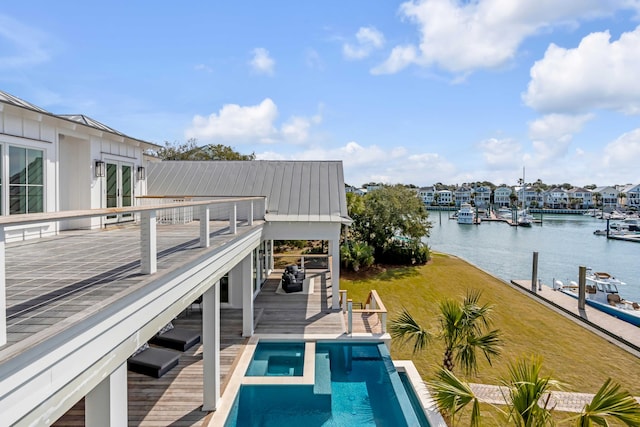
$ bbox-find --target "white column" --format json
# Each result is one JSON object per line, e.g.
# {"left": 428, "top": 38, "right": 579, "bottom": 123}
{"left": 200, "top": 205, "right": 210, "bottom": 248}
{"left": 329, "top": 239, "right": 340, "bottom": 309}
{"left": 240, "top": 254, "right": 254, "bottom": 337}
{"left": 255, "top": 249, "right": 262, "bottom": 289}
{"left": 202, "top": 283, "right": 220, "bottom": 411}
{"left": 140, "top": 210, "right": 157, "bottom": 274}
{"left": 269, "top": 240, "right": 274, "bottom": 270}
{"left": 0, "top": 226, "right": 6, "bottom": 346}
{"left": 229, "top": 203, "right": 237, "bottom": 234}
{"left": 247, "top": 201, "right": 254, "bottom": 226}
{"left": 85, "top": 362, "right": 127, "bottom": 427}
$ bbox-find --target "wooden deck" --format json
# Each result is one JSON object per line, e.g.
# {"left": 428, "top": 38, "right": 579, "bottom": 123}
{"left": 54, "top": 270, "right": 350, "bottom": 426}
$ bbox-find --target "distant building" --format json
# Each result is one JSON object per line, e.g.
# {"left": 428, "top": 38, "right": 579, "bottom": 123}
{"left": 472, "top": 185, "right": 492, "bottom": 208}
{"left": 436, "top": 189, "right": 453, "bottom": 205}
{"left": 493, "top": 186, "right": 512, "bottom": 207}
{"left": 454, "top": 186, "right": 472, "bottom": 206}
{"left": 593, "top": 186, "right": 619, "bottom": 210}
{"left": 418, "top": 186, "right": 436, "bottom": 205}
{"left": 620, "top": 184, "right": 640, "bottom": 210}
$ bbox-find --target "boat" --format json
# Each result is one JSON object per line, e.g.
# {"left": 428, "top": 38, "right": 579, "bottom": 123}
{"left": 555, "top": 270, "right": 640, "bottom": 326}
{"left": 457, "top": 203, "right": 475, "bottom": 224}
{"left": 517, "top": 210, "right": 533, "bottom": 227}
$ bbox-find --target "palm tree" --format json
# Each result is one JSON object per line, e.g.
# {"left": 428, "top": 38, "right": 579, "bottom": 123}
{"left": 428, "top": 367, "right": 481, "bottom": 427}
{"left": 502, "top": 356, "right": 558, "bottom": 427}
{"left": 389, "top": 289, "right": 501, "bottom": 375}
{"left": 569, "top": 378, "right": 640, "bottom": 426}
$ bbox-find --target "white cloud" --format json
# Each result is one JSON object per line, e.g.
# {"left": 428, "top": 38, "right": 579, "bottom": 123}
{"left": 257, "top": 141, "right": 456, "bottom": 186}
{"left": 524, "top": 113, "right": 593, "bottom": 165}
{"left": 305, "top": 49, "right": 324, "bottom": 70}
{"left": 186, "top": 99, "right": 278, "bottom": 142}
{"left": 249, "top": 48, "right": 275, "bottom": 75}
{"left": 0, "top": 14, "right": 54, "bottom": 68}
{"left": 375, "top": 0, "right": 632, "bottom": 74}
{"left": 524, "top": 27, "right": 640, "bottom": 114}
{"left": 185, "top": 99, "right": 321, "bottom": 144}
{"left": 477, "top": 138, "right": 523, "bottom": 168}
{"left": 194, "top": 64, "right": 213, "bottom": 73}
{"left": 371, "top": 45, "right": 418, "bottom": 75}
{"left": 603, "top": 128, "right": 640, "bottom": 170}
{"left": 343, "top": 26, "right": 385, "bottom": 60}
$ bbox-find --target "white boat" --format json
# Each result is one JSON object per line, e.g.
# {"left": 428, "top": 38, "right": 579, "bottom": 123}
{"left": 555, "top": 270, "right": 640, "bottom": 326}
{"left": 457, "top": 203, "right": 475, "bottom": 224}
{"left": 517, "top": 210, "right": 533, "bottom": 227}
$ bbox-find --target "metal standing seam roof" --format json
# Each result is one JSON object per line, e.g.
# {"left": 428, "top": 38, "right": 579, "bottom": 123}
{"left": 0, "top": 90, "right": 159, "bottom": 149}
{"left": 147, "top": 161, "right": 351, "bottom": 223}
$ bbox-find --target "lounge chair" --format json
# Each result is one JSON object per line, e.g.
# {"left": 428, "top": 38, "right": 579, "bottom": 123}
{"left": 150, "top": 328, "right": 201, "bottom": 351}
{"left": 128, "top": 347, "right": 180, "bottom": 378}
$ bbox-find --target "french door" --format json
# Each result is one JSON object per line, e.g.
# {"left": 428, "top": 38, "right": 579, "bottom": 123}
{"left": 105, "top": 160, "right": 134, "bottom": 224}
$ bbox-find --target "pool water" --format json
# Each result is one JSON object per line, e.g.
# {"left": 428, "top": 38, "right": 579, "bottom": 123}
{"left": 245, "top": 342, "right": 305, "bottom": 376}
{"left": 225, "top": 342, "right": 428, "bottom": 426}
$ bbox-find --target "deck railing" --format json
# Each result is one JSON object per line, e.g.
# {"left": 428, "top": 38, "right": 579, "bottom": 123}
{"left": 341, "top": 290, "right": 387, "bottom": 334}
{"left": 0, "top": 196, "right": 265, "bottom": 346}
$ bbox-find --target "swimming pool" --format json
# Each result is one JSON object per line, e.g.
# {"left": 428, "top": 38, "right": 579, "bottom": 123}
{"left": 224, "top": 341, "right": 429, "bottom": 426}
{"left": 245, "top": 342, "right": 305, "bottom": 376}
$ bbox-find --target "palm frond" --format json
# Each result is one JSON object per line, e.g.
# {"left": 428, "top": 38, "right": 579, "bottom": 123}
{"left": 571, "top": 378, "right": 640, "bottom": 427}
{"left": 427, "top": 367, "right": 482, "bottom": 427}
{"left": 389, "top": 308, "right": 432, "bottom": 354}
{"left": 502, "top": 356, "right": 558, "bottom": 427}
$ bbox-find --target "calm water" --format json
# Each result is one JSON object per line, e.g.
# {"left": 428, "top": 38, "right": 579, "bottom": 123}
{"left": 426, "top": 212, "right": 640, "bottom": 302}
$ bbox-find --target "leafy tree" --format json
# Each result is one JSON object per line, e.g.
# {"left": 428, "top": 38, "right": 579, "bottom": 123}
{"left": 390, "top": 290, "right": 501, "bottom": 375}
{"left": 151, "top": 138, "right": 255, "bottom": 160}
{"left": 348, "top": 184, "right": 431, "bottom": 261}
{"left": 340, "top": 241, "right": 374, "bottom": 272}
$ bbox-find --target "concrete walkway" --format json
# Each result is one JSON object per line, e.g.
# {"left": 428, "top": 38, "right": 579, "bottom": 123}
{"left": 470, "top": 383, "right": 640, "bottom": 413}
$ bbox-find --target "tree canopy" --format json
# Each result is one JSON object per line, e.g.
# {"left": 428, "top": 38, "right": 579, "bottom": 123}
{"left": 345, "top": 185, "right": 431, "bottom": 265}
{"left": 150, "top": 139, "right": 256, "bottom": 161}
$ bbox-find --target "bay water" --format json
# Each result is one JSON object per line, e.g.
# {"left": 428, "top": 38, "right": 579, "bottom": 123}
{"left": 425, "top": 211, "right": 640, "bottom": 302}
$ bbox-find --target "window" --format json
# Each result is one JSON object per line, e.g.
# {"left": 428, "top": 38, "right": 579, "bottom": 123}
{"left": 9, "top": 146, "right": 44, "bottom": 214}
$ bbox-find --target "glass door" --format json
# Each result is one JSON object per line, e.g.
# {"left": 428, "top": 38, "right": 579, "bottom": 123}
{"left": 105, "top": 161, "right": 134, "bottom": 224}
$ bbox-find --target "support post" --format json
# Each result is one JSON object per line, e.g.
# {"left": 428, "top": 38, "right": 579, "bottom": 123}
{"left": 240, "top": 255, "right": 254, "bottom": 337}
{"left": 247, "top": 201, "right": 254, "bottom": 226}
{"left": 339, "top": 290, "right": 347, "bottom": 313}
{"left": 202, "top": 283, "right": 220, "bottom": 411}
{"left": 140, "top": 210, "right": 157, "bottom": 274}
{"left": 329, "top": 240, "right": 340, "bottom": 309}
{"left": 199, "top": 205, "right": 210, "bottom": 248}
{"left": 229, "top": 203, "right": 237, "bottom": 234}
{"left": 85, "top": 362, "right": 127, "bottom": 427}
{"left": 347, "top": 299, "right": 353, "bottom": 334}
{"left": 578, "top": 266, "right": 586, "bottom": 311}
{"left": 531, "top": 251, "right": 538, "bottom": 293}
{"left": 0, "top": 226, "right": 6, "bottom": 346}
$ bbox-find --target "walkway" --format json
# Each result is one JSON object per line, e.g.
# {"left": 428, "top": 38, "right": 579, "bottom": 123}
{"left": 470, "top": 383, "right": 640, "bottom": 412}
{"left": 511, "top": 280, "right": 640, "bottom": 355}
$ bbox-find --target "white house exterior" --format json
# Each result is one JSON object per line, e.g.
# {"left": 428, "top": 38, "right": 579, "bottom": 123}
{"left": 545, "top": 187, "right": 568, "bottom": 209}
{"left": 436, "top": 189, "right": 453, "bottom": 205}
{"left": 568, "top": 187, "right": 593, "bottom": 209}
{"left": 454, "top": 186, "right": 472, "bottom": 206}
{"left": 593, "top": 186, "right": 619, "bottom": 209}
{"left": 0, "top": 90, "right": 157, "bottom": 240}
{"left": 418, "top": 186, "right": 435, "bottom": 205}
{"left": 518, "top": 186, "right": 542, "bottom": 208}
{"left": 473, "top": 185, "right": 491, "bottom": 208}
{"left": 0, "top": 92, "right": 353, "bottom": 425}
{"left": 493, "top": 186, "right": 512, "bottom": 207}
{"left": 621, "top": 184, "right": 640, "bottom": 210}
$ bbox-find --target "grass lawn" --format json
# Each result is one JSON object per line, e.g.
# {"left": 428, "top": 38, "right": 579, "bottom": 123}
{"left": 341, "top": 252, "right": 640, "bottom": 397}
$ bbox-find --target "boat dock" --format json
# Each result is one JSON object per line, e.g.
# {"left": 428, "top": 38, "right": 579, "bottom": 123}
{"left": 510, "top": 280, "right": 640, "bottom": 357}
{"left": 607, "top": 233, "right": 640, "bottom": 243}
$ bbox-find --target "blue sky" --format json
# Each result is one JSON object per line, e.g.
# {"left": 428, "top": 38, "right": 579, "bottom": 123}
{"left": 2, "top": 1, "right": 640, "bottom": 188}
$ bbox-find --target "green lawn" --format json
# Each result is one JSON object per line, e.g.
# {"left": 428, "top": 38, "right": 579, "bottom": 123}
{"left": 341, "top": 253, "right": 640, "bottom": 396}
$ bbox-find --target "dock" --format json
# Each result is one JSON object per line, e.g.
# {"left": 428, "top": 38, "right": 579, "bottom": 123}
{"left": 510, "top": 280, "right": 640, "bottom": 356}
